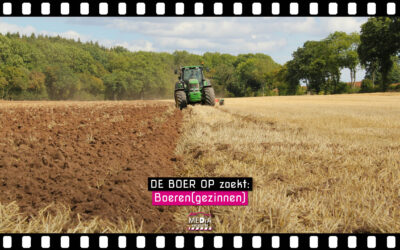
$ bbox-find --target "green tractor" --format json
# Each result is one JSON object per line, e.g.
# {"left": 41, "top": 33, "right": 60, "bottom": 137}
{"left": 174, "top": 65, "right": 215, "bottom": 109}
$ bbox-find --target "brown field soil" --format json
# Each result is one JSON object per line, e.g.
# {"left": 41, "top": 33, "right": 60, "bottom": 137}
{"left": 0, "top": 100, "right": 182, "bottom": 233}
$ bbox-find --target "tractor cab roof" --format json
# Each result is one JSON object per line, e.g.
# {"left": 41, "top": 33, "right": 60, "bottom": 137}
{"left": 181, "top": 66, "right": 203, "bottom": 69}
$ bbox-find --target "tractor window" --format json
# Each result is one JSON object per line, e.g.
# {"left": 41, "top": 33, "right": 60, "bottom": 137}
{"left": 183, "top": 68, "right": 202, "bottom": 83}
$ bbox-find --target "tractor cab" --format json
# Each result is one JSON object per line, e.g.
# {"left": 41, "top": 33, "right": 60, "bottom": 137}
{"left": 182, "top": 67, "right": 204, "bottom": 88}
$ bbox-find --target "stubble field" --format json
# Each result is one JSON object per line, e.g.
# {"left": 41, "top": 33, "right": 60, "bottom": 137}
{"left": 174, "top": 93, "right": 400, "bottom": 233}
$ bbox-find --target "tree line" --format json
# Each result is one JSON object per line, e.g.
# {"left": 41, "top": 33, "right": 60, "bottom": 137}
{"left": 282, "top": 17, "right": 400, "bottom": 95}
{"left": 0, "top": 32, "right": 279, "bottom": 100}
{"left": 0, "top": 33, "right": 178, "bottom": 100}
{"left": 0, "top": 17, "right": 399, "bottom": 100}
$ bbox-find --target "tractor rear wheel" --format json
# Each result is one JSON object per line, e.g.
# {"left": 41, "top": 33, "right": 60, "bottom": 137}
{"left": 175, "top": 90, "right": 187, "bottom": 109}
{"left": 203, "top": 87, "right": 215, "bottom": 106}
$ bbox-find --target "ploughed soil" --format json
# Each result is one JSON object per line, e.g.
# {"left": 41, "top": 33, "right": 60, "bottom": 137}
{"left": 0, "top": 101, "right": 182, "bottom": 232}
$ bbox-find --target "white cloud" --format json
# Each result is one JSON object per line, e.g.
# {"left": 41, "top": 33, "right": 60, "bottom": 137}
{"left": 94, "top": 17, "right": 366, "bottom": 55}
{"left": 58, "top": 30, "right": 87, "bottom": 41}
{"left": 324, "top": 17, "right": 365, "bottom": 33}
{"left": 156, "top": 37, "right": 286, "bottom": 54}
{"left": 113, "top": 40, "right": 155, "bottom": 52}
{"left": 98, "top": 17, "right": 299, "bottom": 54}
{"left": 0, "top": 21, "right": 90, "bottom": 42}
{"left": 102, "top": 17, "right": 366, "bottom": 38}
{"left": 0, "top": 21, "right": 36, "bottom": 35}
{"left": 277, "top": 17, "right": 319, "bottom": 34}
{"left": 107, "top": 18, "right": 254, "bottom": 39}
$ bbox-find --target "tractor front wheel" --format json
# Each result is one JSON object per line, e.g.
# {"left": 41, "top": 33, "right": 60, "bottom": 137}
{"left": 203, "top": 87, "right": 215, "bottom": 106}
{"left": 175, "top": 90, "right": 187, "bottom": 109}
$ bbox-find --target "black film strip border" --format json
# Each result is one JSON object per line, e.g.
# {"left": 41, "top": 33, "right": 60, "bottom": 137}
{"left": 0, "top": 1, "right": 399, "bottom": 16}
{"left": 0, "top": 234, "right": 398, "bottom": 249}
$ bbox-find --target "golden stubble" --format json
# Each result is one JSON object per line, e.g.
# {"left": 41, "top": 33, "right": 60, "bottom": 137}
{"left": 174, "top": 93, "right": 400, "bottom": 233}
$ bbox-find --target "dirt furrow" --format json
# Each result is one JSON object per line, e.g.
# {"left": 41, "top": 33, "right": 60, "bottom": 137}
{"left": 0, "top": 101, "right": 182, "bottom": 233}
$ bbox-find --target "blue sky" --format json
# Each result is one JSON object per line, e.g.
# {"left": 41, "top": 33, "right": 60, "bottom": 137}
{"left": 0, "top": 17, "right": 368, "bottom": 82}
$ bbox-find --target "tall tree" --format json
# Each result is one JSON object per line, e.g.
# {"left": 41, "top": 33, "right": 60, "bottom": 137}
{"left": 358, "top": 17, "right": 400, "bottom": 90}
{"left": 325, "top": 32, "right": 360, "bottom": 88}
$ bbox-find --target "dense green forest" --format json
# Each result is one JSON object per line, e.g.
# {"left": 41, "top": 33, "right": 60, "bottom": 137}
{"left": 0, "top": 17, "right": 399, "bottom": 100}
{"left": 0, "top": 32, "right": 280, "bottom": 100}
